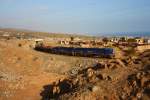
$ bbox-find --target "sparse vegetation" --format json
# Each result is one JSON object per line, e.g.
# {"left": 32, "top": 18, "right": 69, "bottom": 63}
{"left": 124, "top": 47, "right": 136, "bottom": 55}
{"left": 18, "top": 43, "right": 22, "bottom": 47}
{"left": 102, "top": 37, "right": 109, "bottom": 44}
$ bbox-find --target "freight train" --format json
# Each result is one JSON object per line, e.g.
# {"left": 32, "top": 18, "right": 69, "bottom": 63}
{"left": 35, "top": 46, "right": 115, "bottom": 58}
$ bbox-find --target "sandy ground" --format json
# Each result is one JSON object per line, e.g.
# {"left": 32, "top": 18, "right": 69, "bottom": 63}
{"left": 0, "top": 39, "right": 149, "bottom": 100}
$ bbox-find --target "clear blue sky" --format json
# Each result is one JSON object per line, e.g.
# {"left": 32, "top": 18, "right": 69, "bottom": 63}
{"left": 0, "top": 0, "right": 150, "bottom": 34}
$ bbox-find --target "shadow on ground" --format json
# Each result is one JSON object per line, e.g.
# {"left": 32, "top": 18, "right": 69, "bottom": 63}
{"left": 40, "top": 79, "right": 73, "bottom": 100}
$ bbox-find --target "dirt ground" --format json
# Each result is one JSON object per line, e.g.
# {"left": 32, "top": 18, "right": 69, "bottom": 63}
{"left": 0, "top": 39, "right": 150, "bottom": 100}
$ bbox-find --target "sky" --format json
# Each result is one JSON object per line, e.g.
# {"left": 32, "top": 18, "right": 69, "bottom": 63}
{"left": 0, "top": 0, "right": 150, "bottom": 34}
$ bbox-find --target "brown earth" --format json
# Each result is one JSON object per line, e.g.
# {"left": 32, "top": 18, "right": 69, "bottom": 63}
{"left": 0, "top": 39, "right": 150, "bottom": 100}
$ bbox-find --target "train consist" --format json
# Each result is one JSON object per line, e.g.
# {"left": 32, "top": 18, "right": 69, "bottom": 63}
{"left": 35, "top": 45, "right": 115, "bottom": 58}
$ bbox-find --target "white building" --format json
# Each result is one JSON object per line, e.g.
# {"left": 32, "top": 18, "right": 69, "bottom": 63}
{"left": 135, "top": 38, "right": 144, "bottom": 44}
{"left": 111, "top": 37, "right": 120, "bottom": 43}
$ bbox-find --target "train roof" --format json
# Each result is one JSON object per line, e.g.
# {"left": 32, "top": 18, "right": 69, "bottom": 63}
{"left": 53, "top": 47, "right": 113, "bottom": 51}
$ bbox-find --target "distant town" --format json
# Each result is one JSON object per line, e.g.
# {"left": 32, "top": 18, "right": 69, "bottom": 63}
{"left": 0, "top": 29, "right": 150, "bottom": 52}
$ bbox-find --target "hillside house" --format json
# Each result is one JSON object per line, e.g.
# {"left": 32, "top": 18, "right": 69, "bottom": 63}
{"left": 135, "top": 38, "right": 144, "bottom": 45}
{"left": 60, "top": 40, "right": 70, "bottom": 45}
{"left": 34, "top": 39, "right": 44, "bottom": 47}
{"left": 144, "top": 39, "right": 150, "bottom": 44}
{"left": 111, "top": 37, "right": 120, "bottom": 43}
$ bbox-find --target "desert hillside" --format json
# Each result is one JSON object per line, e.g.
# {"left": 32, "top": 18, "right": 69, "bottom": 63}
{"left": 0, "top": 36, "right": 149, "bottom": 100}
